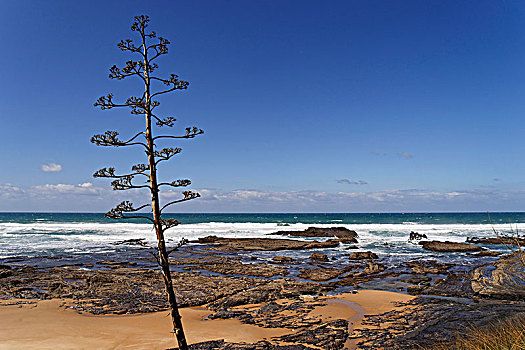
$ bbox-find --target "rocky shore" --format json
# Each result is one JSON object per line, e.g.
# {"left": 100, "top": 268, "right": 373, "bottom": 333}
{"left": 1, "top": 227, "right": 524, "bottom": 349}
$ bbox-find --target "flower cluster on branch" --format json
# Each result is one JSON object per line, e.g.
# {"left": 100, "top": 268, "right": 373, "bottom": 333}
{"left": 105, "top": 200, "right": 152, "bottom": 219}
{"left": 91, "top": 131, "right": 124, "bottom": 146}
{"left": 160, "top": 218, "right": 180, "bottom": 229}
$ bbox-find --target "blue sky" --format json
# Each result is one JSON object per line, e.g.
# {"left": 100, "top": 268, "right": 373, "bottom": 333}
{"left": 1, "top": 0, "right": 525, "bottom": 212}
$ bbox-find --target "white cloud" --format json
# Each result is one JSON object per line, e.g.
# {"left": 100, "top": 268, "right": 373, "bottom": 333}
{"left": 398, "top": 152, "right": 413, "bottom": 159}
{"left": 41, "top": 163, "right": 63, "bottom": 172}
{"left": 32, "top": 183, "right": 103, "bottom": 196}
{"left": 0, "top": 184, "right": 24, "bottom": 199}
{"left": 337, "top": 179, "right": 368, "bottom": 185}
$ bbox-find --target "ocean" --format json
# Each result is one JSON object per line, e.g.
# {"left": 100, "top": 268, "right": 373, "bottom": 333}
{"left": 0, "top": 212, "right": 522, "bottom": 270}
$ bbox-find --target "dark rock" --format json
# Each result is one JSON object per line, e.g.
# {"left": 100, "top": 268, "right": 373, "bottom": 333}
{"left": 406, "top": 260, "right": 453, "bottom": 275}
{"left": 349, "top": 251, "right": 378, "bottom": 260}
{"left": 471, "top": 251, "right": 525, "bottom": 299}
{"left": 0, "top": 265, "right": 12, "bottom": 278}
{"left": 271, "top": 256, "right": 294, "bottom": 264}
{"left": 424, "top": 273, "right": 475, "bottom": 298}
{"left": 419, "top": 240, "right": 483, "bottom": 252}
{"left": 353, "top": 297, "right": 525, "bottom": 349}
{"left": 468, "top": 250, "right": 502, "bottom": 257}
{"left": 177, "top": 256, "right": 288, "bottom": 278}
{"left": 98, "top": 260, "right": 137, "bottom": 267}
{"left": 404, "top": 276, "right": 432, "bottom": 285}
{"left": 0, "top": 270, "right": 13, "bottom": 279}
{"left": 194, "top": 236, "right": 340, "bottom": 251}
{"left": 0, "top": 265, "right": 263, "bottom": 314}
{"left": 207, "top": 310, "right": 246, "bottom": 320}
{"left": 187, "top": 340, "right": 317, "bottom": 350}
{"left": 466, "top": 236, "right": 525, "bottom": 245}
{"left": 112, "top": 238, "right": 146, "bottom": 246}
{"left": 270, "top": 227, "right": 358, "bottom": 240}
{"left": 209, "top": 298, "right": 327, "bottom": 329}
{"left": 407, "top": 285, "right": 423, "bottom": 295}
{"left": 298, "top": 268, "right": 345, "bottom": 281}
{"left": 338, "top": 237, "right": 359, "bottom": 244}
{"left": 362, "top": 261, "right": 385, "bottom": 275}
{"left": 207, "top": 278, "right": 329, "bottom": 311}
{"left": 409, "top": 231, "right": 428, "bottom": 241}
{"left": 274, "top": 319, "right": 349, "bottom": 349}
{"left": 309, "top": 253, "right": 329, "bottom": 262}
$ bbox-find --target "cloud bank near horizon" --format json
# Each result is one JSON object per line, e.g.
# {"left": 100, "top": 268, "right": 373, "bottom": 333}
{"left": 0, "top": 182, "right": 523, "bottom": 213}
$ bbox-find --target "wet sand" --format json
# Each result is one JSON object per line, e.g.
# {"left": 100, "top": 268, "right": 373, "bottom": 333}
{"left": 0, "top": 290, "right": 413, "bottom": 349}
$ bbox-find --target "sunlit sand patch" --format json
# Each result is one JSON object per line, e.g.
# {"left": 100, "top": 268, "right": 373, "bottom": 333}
{"left": 0, "top": 290, "right": 413, "bottom": 349}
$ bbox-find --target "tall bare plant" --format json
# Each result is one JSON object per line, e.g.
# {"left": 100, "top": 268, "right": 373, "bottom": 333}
{"left": 91, "top": 15, "right": 203, "bottom": 349}
{"left": 488, "top": 213, "right": 525, "bottom": 267}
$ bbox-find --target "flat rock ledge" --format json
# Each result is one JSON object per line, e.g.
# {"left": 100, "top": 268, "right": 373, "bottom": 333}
{"left": 348, "top": 251, "right": 378, "bottom": 260}
{"left": 194, "top": 236, "right": 340, "bottom": 251}
{"left": 185, "top": 319, "right": 348, "bottom": 350}
{"left": 419, "top": 240, "right": 483, "bottom": 252}
{"left": 466, "top": 236, "right": 525, "bottom": 245}
{"left": 471, "top": 251, "right": 525, "bottom": 300}
{"left": 269, "top": 227, "right": 358, "bottom": 243}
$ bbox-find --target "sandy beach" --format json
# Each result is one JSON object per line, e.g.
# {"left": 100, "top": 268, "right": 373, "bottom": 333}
{"left": 0, "top": 290, "right": 412, "bottom": 349}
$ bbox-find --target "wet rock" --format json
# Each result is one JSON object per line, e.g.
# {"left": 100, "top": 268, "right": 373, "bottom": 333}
{"left": 468, "top": 250, "right": 502, "bottom": 257}
{"left": 207, "top": 310, "right": 246, "bottom": 320}
{"left": 419, "top": 240, "right": 483, "bottom": 252}
{"left": 362, "top": 261, "right": 385, "bottom": 275}
{"left": 354, "top": 296, "right": 525, "bottom": 349}
{"left": 98, "top": 260, "right": 137, "bottom": 267}
{"left": 424, "top": 272, "right": 475, "bottom": 298}
{"left": 298, "top": 268, "right": 345, "bottom": 281}
{"left": 112, "top": 238, "right": 146, "bottom": 246}
{"left": 466, "top": 236, "right": 525, "bottom": 245}
{"left": 471, "top": 251, "right": 525, "bottom": 299}
{"left": 0, "top": 265, "right": 12, "bottom": 279}
{"left": 178, "top": 257, "right": 288, "bottom": 278}
{"left": 275, "top": 319, "right": 349, "bottom": 349}
{"left": 348, "top": 251, "right": 378, "bottom": 260}
{"left": 187, "top": 340, "right": 317, "bottom": 350}
{"left": 0, "top": 265, "right": 263, "bottom": 314}
{"left": 270, "top": 226, "right": 358, "bottom": 241}
{"left": 209, "top": 298, "right": 327, "bottom": 329}
{"left": 404, "top": 276, "right": 432, "bottom": 285}
{"left": 271, "top": 256, "right": 294, "bottom": 264}
{"left": 207, "top": 279, "right": 328, "bottom": 311}
{"left": 409, "top": 231, "right": 427, "bottom": 241}
{"left": 338, "top": 237, "right": 358, "bottom": 244}
{"left": 407, "top": 285, "right": 423, "bottom": 295}
{"left": 309, "top": 253, "right": 329, "bottom": 262}
{"left": 194, "top": 236, "right": 340, "bottom": 251}
{"left": 406, "top": 260, "right": 453, "bottom": 275}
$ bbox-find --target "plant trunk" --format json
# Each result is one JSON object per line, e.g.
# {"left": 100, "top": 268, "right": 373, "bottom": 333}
{"left": 155, "top": 230, "right": 188, "bottom": 350}
{"left": 143, "top": 33, "right": 188, "bottom": 350}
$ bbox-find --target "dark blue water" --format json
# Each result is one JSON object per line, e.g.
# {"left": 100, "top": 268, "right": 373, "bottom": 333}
{"left": 1, "top": 212, "right": 523, "bottom": 225}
